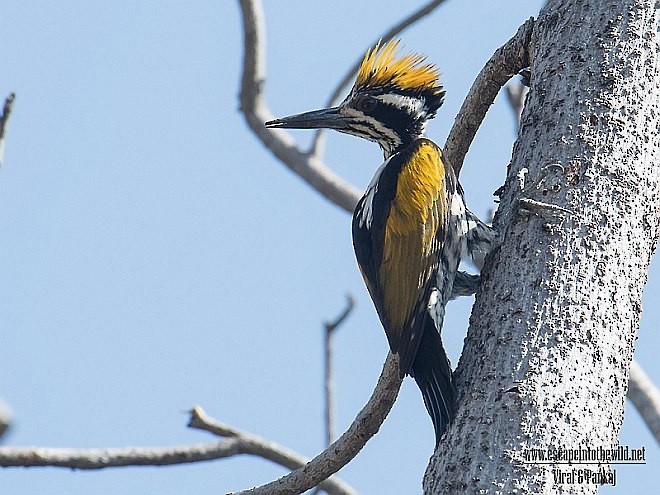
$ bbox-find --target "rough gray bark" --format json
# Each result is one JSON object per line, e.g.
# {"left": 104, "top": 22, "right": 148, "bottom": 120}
{"left": 425, "top": 1, "right": 660, "bottom": 494}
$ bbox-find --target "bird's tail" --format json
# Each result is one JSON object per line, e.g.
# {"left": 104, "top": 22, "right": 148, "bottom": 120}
{"left": 410, "top": 318, "right": 456, "bottom": 446}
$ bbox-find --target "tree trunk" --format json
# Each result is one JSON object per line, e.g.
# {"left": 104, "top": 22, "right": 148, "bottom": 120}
{"left": 425, "top": 0, "right": 660, "bottom": 493}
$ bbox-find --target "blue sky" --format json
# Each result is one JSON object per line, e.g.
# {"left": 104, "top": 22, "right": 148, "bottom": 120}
{"left": 0, "top": 1, "right": 657, "bottom": 494}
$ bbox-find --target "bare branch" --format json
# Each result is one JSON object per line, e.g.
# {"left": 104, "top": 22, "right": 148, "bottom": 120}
{"left": 324, "top": 294, "right": 356, "bottom": 335}
{"left": 323, "top": 295, "right": 356, "bottom": 446}
{"left": 189, "top": 407, "right": 357, "bottom": 495}
{"left": 444, "top": 18, "right": 534, "bottom": 176}
{"left": 233, "top": 352, "right": 403, "bottom": 495}
{"left": 188, "top": 406, "right": 243, "bottom": 437}
{"left": 0, "top": 407, "right": 356, "bottom": 495}
{"left": 0, "top": 363, "right": 400, "bottom": 495}
{"left": 627, "top": 360, "right": 660, "bottom": 444}
{"left": 310, "top": 0, "right": 449, "bottom": 157}
{"left": 0, "top": 93, "right": 16, "bottom": 167}
{"left": 238, "top": 0, "right": 361, "bottom": 213}
{"left": 243, "top": 1, "right": 533, "bottom": 214}
{"left": 0, "top": 439, "right": 247, "bottom": 469}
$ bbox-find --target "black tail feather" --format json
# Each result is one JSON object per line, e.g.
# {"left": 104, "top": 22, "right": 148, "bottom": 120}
{"left": 410, "top": 319, "right": 456, "bottom": 446}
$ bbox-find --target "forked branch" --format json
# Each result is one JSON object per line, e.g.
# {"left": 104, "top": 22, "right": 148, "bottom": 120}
{"left": 189, "top": 407, "right": 357, "bottom": 495}
{"left": 233, "top": 353, "right": 403, "bottom": 495}
{"left": 0, "top": 408, "right": 355, "bottom": 495}
{"left": 322, "top": 295, "right": 356, "bottom": 447}
{"left": 238, "top": 0, "right": 361, "bottom": 212}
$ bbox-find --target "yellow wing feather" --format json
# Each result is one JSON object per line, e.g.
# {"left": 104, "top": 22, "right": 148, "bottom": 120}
{"left": 379, "top": 140, "right": 448, "bottom": 356}
{"left": 355, "top": 39, "right": 443, "bottom": 94}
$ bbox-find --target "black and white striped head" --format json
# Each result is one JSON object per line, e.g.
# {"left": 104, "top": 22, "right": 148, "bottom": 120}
{"left": 266, "top": 39, "right": 445, "bottom": 158}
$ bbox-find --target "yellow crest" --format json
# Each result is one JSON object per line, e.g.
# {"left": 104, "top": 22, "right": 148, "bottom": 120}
{"left": 355, "top": 39, "right": 442, "bottom": 94}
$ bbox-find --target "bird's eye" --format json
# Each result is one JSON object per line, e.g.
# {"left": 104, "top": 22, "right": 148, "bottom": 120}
{"left": 357, "top": 95, "right": 377, "bottom": 113}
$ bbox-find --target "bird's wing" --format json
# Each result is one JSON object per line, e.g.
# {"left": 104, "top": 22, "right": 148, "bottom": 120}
{"left": 353, "top": 139, "right": 451, "bottom": 374}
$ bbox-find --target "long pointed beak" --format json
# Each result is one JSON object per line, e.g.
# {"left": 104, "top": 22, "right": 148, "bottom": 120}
{"left": 265, "top": 107, "right": 350, "bottom": 130}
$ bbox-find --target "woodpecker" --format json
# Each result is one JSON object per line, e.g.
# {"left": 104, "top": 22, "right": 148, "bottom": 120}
{"left": 266, "top": 40, "right": 495, "bottom": 445}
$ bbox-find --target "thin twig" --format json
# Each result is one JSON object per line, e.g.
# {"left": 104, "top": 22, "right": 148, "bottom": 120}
{"left": 233, "top": 352, "right": 403, "bottom": 495}
{"left": 325, "top": 295, "right": 356, "bottom": 334}
{"left": 188, "top": 406, "right": 242, "bottom": 437}
{"left": 309, "top": 0, "right": 449, "bottom": 157}
{"left": 238, "top": 0, "right": 361, "bottom": 213}
{"left": 323, "top": 295, "right": 356, "bottom": 446}
{"left": 0, "top": 93, "right": 16, "bottom": 167}
{"left": 444, "top": 18, "right": 535, "bottom": 177}
{"left": 312, "top": 296, "right": 356, "bottom": 495}
{"left": 627, "top": 360, "right": 660, "bottom": 444}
